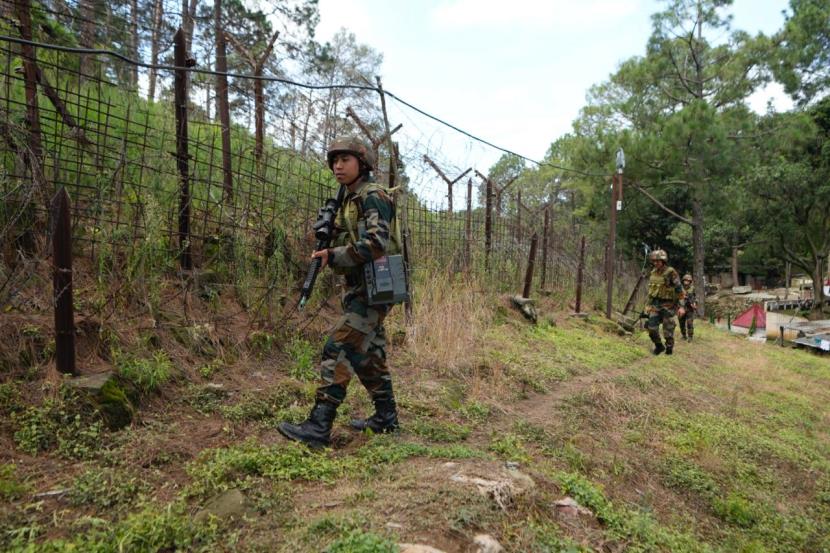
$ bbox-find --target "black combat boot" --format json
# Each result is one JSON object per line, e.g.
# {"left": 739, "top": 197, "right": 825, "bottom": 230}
{"left": 666, "top": 345, "right": 673, "bottom": 355}
{"left": 652, "top": 342, "right": 665, "bottom": 355}
{"left": 278, "top": 400, "right": 337, "bottom": 449}
{"left": 350, "top": 396, "right": 399, "bottom": 434}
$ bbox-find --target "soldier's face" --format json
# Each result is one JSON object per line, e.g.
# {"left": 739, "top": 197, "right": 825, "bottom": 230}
{"left": 653, "top": 259, "right": 665, "bottom": 269}
{"left": 332, "top": 153, "right": 360, "bottom": 185}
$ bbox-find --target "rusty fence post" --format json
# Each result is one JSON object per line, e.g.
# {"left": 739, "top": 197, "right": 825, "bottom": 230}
{"left": 522, "top": 233, "right": 539, "bottom": 299}
{"left": 484, "top": 177, "right": 492, "bottom": 273}
{"left": 541, "top": 205, "right": 550, "bottom": 291}
{"left": 575, "top": 235, "right": 586, "bottom": 314}
{"left": 465, "top": 177, "right": 472, "bottom": 273}
{"left": 52, "top": 188, "right": 77, "bottom": 376}
{"left": 605, "top": 174, "right": 618, "bottom": 319}
{"left": 173, "top": 28, "right": 192, "bottom": 270}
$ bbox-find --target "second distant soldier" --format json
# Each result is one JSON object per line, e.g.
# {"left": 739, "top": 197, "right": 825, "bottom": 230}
{"left": 679, "top": 273, "right": 697, "bottom": 341}
{"left": 645, "top": 250, "right": 686, "bottom": 355}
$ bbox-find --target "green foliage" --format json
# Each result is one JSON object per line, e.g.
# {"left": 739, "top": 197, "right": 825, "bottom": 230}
{"left": 0, "top": 464, "right": 26, "bottom": 500}
{"left": 408, "top": 418, "right": 471, "bottom": 443}
{"left": 114, "top": 350, "right": 174, "bottom": 394}
{"left": 324, "top": 529, "right": 399, "bottom": 553}
{"left": 713, "top": 493, "right": 759, "bottom": 528}
{"left": 12, "top": 398, "right": 102, "bottom": 460}
{"left": 67, "top": 467, "right": 148, "bottom": 511}
{"left": 286, "top": 335, "right": 317, "bottom": 380}
{"left": 489, "top": 433, "right": 532, "bottom": 464}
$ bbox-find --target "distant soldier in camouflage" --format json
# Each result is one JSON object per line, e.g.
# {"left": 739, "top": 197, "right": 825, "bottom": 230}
{"left": 645, "top": 250, "right": 686, "bottom": 355}
{"left": 679, "top": 274, "right": 697, "bottom": 342}
{"left": 278, "top": 137, "right": 402, "bottom": 449}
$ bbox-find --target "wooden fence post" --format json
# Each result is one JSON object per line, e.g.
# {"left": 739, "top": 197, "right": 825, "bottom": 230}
{"left": 522, "top": 233, "right": 539, "bottom": 299}
{"left": 575, "top": 235, "right": 586, "bottom": 314}
{"left": 485, "top": 177, "right": 492, "bottom": 273}
{"left": 52, "top": 188, "right": 77, "bottom": 376}
{"left": 465, "top": 177, "right": 472, "bottom": 272}
{"left": 541, "top": 205, "right": 549, "bottom": 291}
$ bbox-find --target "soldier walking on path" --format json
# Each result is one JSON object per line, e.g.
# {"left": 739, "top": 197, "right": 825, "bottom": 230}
{"left": 278, "top": 137, "right": 403, "bottom": 449}
{"left": 644, "top": 250, "right": 686, "bottom": 355}
{"left": 679, "top": 274, "right": 697, "bottom": 342}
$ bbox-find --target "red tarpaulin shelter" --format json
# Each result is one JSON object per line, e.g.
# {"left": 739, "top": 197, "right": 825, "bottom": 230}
{"left": 733, "top": 303, "right": 766, "bottom": 329}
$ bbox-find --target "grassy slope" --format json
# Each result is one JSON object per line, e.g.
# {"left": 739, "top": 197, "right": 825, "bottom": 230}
{"left": 1, "top": 291, "right": 829, "bottom": 552}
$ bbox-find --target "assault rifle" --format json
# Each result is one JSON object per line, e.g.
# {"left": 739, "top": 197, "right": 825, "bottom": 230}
{"left": 298, "top": 184, "right": 347, "bottom": 309}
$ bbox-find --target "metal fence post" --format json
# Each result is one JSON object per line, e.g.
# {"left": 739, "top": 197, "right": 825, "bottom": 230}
{"left": 465, "top": 177, "right": 472, "bottom": 273}
{"left": 52, "top": 188, "right": 77, "bottom": 376}
{"left": 173, "top": 28, "right": 192, "bottom": 270}
{"left": 485, "top": 177, "right": 492, "bottom": 273}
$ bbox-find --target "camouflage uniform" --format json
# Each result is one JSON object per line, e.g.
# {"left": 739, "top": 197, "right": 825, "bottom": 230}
{"left": 645, "top": 251, "right": 686, "bottom": 354}
{"left": 278, "top": 137, "right": 401, "bottom": 448}
{"left": 679, "top": 276, "right": 697, "bottom": 340}
{"left": 316, "top": 178, "right": 398, "bottom": 407}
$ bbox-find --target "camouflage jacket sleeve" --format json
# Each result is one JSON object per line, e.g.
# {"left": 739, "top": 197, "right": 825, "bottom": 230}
{"left": 329, "top": 191, "right": 394, "bottom": 268}
{"left": 669, "top": 269, "right": 686, "bottom": 304}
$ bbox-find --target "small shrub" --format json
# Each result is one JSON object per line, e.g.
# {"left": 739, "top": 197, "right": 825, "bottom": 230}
{"left": 12, "top": 398, "right": 102, "bottom": 459}
{"left": 325, "top": 529, "right": 399, "bottom": 553}
{"left": 409, "top": 418, "right": 471, "bottom": 442}
{"left": 286, "top": 336, "right": 317, "bottom": 380}
{"left": 68, "top": 467, "right": 148, "bottom": 510}
{"left": 0, "top": 464, "right": 27, "bottom": 500}
{"left": 115, "top": 350, "right": 174, "bottom": 394}
{"left": 489, "top": 433, "right": 531, "bottom": 463}
{"left": 713, "top": 493, "right": 759, "bottom": 527}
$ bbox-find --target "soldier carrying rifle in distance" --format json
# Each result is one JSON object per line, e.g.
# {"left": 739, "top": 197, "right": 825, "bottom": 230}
{"left": 679, "top": 273, "right": 697, "bottom": 342}
{"left": 644, "top": 249, "right": 686, "bottom": 356}
{"left": 279, "top": 137, "right": 404, "bottom": 449}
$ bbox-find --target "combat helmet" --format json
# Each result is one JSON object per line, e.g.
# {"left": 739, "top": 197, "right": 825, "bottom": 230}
{"left": 649, "top": 249, "right": 668, "bottom": 263}
{"left": 682, "top": 273, "right": 693, "bottom": 283}
{"left": 327, "top": 136, "right": 375, "bottom": 171}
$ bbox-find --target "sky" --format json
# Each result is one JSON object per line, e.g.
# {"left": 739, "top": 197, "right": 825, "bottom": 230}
{"left": 314, "top": 0, "right": 793, "bottom": 205}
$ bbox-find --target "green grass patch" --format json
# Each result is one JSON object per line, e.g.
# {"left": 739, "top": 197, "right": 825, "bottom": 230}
{"left": 114, "top": 350, "right": 174, "bottom": 394}
{"left": 0, "top": 464, "right": 27, "bottom": 500}
{"left": 408, "top": 418, "right": 471, "bottom": 442}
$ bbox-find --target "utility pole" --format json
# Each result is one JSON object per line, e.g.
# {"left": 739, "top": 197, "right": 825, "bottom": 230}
{"left": 606, "top": 148, "right": 624, "bottom": 319}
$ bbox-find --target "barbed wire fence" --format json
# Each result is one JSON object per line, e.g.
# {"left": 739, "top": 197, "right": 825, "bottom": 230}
{"left": 1, "top": 0, "right": 642, "bottom": 373}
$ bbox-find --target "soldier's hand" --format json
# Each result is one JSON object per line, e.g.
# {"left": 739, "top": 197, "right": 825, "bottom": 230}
{"left": 677, "top": 307, "right": 686, "bottom": 317}
{"left": 311, "top": 249, "right": 331, "bottom": 269}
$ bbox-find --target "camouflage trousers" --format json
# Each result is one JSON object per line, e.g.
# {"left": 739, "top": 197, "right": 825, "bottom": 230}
{"left": 646, "top": 303, "right": 677, "bottom": 347}
{"left": 678, "top": 311, "right": 695, "bottom": 338}
{"left": 316, "top": 293, "right": 393, "bottom": 406}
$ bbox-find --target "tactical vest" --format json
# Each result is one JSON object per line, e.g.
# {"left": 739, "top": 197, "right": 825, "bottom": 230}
{"left": 648, "top": 267, "right": 680, "bottom": 301}
{"left": 336, "top": 182, "right": 402, "bottom": 255}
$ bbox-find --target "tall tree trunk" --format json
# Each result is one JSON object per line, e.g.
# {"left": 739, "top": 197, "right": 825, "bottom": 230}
{"left": 183, "top": 0, "right": 198, "bottom": 52}
{"left": 148, "top": 0, "right": 164, "bottom": 102}
{"left": 731, "top": 246, "right": 739, "bottom": 287}
{"left": 692, "top": 194, "right": 706, "bottom": 316}
{"left": 214, "top": 0, "right": 232, "bottom": 200}
{"left": 130, "top": 0, "right": 139, "bottom": 89}
{"left": 78, "top": 0, "right": 95, "bottom": 77}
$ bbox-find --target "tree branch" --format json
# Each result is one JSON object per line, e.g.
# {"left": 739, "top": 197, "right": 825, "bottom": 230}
{"left": 629, "top": 181, "right": 693, "bottom": 225}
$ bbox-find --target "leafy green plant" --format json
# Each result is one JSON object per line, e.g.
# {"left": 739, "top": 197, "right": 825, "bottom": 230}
{"left": 115, "top": 350, "right": 174, "bottom": 394}
{"left": 409, "top": 418, "right": 471, "bottom": 442}
{"left": 0, "top": 464, "right": 26, "bottom": 500}
{"left": 325, "top": 529, "right": 399, "bottom": 553}
{"left": 68, "top": 467, "right": 148, "bottom": 511}
{"left": 489, "top": 433, "right": 531, "bottom": 463}
{"left": 12, "top": 398, "right": 102, "bottom": 460}
{"left": 286, "top": 335, "right": 317, "bottom": 380}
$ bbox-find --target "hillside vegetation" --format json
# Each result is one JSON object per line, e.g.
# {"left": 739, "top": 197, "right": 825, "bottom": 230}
{"left": 1, "top": 277, "right": 828, "bottom": 552}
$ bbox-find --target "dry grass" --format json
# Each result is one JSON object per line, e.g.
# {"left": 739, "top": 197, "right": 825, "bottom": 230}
{"left": 404, "top": 268, "right": 490, "bottom": 374}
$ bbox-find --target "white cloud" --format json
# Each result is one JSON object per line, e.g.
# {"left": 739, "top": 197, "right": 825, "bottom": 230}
{"left": 430, "top": 0, "right": 640, "bottom": 30}
{"left": 316, "top": 0, "right": 374, "bottom": 41}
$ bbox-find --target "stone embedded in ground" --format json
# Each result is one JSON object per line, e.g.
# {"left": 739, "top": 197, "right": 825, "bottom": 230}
{"left": 66, "top": 371, "right": 133, "bottom": 430}
{"left": 398, "top": 544, "right": 447, "bottom": 553}
{"left": 554, "top": 496, "right": 593, "bottom": 517}
{"left": 474, "top": 534, "right": 504, "bottom": 553}
{"left": 194, "top": 488, "right": 255, "bottom": 523}
{"left": 450, "top": 467, "right": 536, "bottom": 511}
